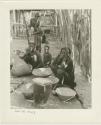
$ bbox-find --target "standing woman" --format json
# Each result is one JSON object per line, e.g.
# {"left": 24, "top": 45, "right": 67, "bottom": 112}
{"left": 29, "top": 12, "right": 42, "bottom": 52}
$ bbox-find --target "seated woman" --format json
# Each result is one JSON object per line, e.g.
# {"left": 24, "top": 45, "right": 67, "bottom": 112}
{"left": 21, "top": 42, "right": 43, "bottom": 69}
{"left": 51, "top": 48, "right": 76, "bottom": 89}
{"left": 51, "top": 48, "right": 66, "bottom": 76}
{"left": 43, "top": 45, "right": 52, "bottom": 67}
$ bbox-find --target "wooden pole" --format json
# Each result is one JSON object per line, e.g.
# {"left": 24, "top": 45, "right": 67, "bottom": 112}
{"left": 22, "top": 10, "right": 30, "bottom": 45}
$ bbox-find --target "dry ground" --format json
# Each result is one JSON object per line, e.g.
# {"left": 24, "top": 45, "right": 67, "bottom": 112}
{"left": 10, "top": 37, "right": 91, "bottom": 109}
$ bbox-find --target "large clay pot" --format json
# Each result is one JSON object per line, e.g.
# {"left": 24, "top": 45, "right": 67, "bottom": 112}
{"left": 11, "top": 54, "right": 32, "bottom": 77}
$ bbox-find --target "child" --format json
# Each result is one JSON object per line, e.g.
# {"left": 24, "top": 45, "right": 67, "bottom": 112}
{"left": 43, "top": 45, "right": 52, "bottom": 67}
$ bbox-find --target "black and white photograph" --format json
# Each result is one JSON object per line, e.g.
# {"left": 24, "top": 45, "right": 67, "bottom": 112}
{"left": 10, "top": 9, "right": 92, "bottom": 109}
{"left": 1, "top": 0, "right": 101, "bottom": 123}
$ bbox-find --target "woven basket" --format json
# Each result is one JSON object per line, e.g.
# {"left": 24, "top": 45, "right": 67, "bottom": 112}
{"left": 32, "top": 68, "right": 52, "bottom": 77}
{"left": 56, "top": 87, "right": 76, "bottom": 101}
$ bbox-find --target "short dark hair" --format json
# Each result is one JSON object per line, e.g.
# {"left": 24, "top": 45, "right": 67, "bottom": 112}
{"left": 35, "top": 12, "right": 40, "bottom": 17}
{"left": 44, "top": 45, "right": 49, "bottom": 49}
{"left": 60, "top": 48, "right": 66, "bottom": 54}
{"left": 61, "top": 47, "right": 66, "bottom": 51}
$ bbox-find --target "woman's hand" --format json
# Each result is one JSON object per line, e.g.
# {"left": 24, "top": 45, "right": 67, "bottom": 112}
{"left": 58, "top": 65, "right": 62, "bottom": 68}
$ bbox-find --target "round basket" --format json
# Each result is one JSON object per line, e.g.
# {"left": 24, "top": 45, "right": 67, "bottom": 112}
{"left": 32, "top": 68, "right": 52, "bottom": 77}
{"left": 32, "top": 77, "right": 53, "bottom": 86}
{"left": 56, "top": 87, "right": 76, "bottom": 101}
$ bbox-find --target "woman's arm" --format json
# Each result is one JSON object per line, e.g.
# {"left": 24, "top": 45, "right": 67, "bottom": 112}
{"left": 52, "top": 55, "right": 59, "bottom": 65}
{"left": 65, "top": 60, "right": 74, "bottom": 73}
